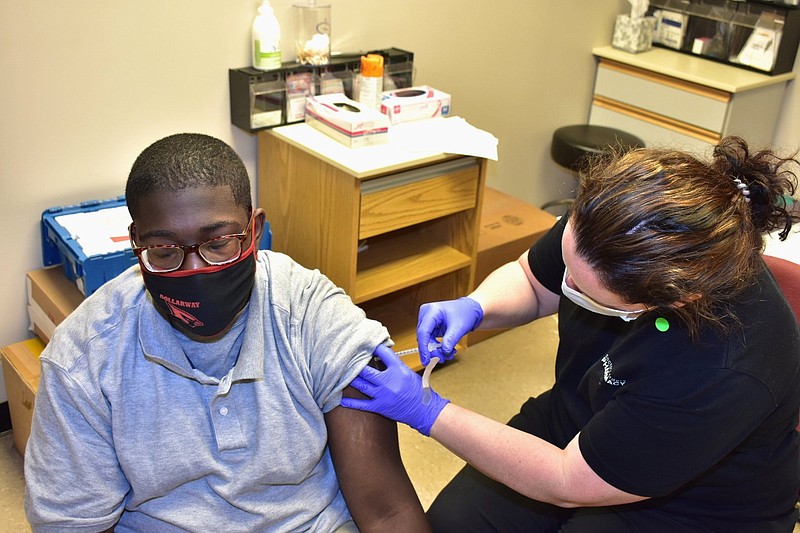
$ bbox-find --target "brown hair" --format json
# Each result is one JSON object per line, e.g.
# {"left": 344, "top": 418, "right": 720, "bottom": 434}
{"left": 571, "top": 136, "right": 798, "bottom": 337}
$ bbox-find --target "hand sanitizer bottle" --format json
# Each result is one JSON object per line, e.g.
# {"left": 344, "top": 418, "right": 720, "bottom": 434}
{"left": 252, "top": 0, "right": 282, "bottom": 70}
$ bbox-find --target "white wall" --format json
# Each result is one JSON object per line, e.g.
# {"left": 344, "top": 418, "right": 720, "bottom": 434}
{"left": 774, "top": 52, "right": 800, "bottom": 153}
{"left": 1, "top": 0, "right": 797, "bottom": 403}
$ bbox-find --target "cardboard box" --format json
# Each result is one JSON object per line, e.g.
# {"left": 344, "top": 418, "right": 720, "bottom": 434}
{"left": 469, "top": 188, "right": 556, "bottom": 344}
{"left": 27, "top": 266, "right": 84, "bottom": 343}
{"left": 304, "top": 93, "right": 389, "bottom": 148}
{"left": 379, "top": 85, "right": 451, "bottom": 125}
{"left": 2, "top": 337, "right": 45, "bottom": 456}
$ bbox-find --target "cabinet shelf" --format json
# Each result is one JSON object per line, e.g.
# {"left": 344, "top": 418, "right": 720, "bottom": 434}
{"left": 354, "top": 231, "right": 472, "bottom": 303}
{"left": 646, "top": 0, "right": 800, "bottom": 75}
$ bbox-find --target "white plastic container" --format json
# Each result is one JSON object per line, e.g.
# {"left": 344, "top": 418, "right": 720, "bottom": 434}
{"left": 252, "top": 0, "right": 282, "bottom": 71}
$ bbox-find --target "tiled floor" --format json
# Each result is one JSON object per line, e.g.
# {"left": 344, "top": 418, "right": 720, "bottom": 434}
{"left": 0, "top": 430, "right": 28, "bottom": 532}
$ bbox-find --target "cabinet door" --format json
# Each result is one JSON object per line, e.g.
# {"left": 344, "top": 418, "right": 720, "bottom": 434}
{"left": 260, "top": 133, "right": 361, "bottom": 294}
{"left": 594, "top": 61, "right": 730, "bottom": 134}
{"left": 590, "top": 103, "right": 713, "bottom": 154}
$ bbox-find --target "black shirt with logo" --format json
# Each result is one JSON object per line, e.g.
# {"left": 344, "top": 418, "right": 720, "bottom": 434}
{"left": 527, "top": 216, "right": 800, "bottom": 529}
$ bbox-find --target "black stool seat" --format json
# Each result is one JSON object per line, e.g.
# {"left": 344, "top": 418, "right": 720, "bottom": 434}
{"left": 542, "top": 125, "right": 645, "bottom": 214}
{"left": 551, "top": 125, "right": 644, "bottom": 172}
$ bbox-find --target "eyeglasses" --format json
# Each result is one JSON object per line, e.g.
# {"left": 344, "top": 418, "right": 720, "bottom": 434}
{"left": 129, "top": 213, "right": 254, "bottom": 273}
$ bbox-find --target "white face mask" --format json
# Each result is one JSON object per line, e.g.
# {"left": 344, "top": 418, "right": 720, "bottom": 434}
{"left": 561, "top": 269, "right": 645, "bottom": 322}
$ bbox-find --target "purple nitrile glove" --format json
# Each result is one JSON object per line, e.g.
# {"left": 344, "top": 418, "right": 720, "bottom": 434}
{"left": 417, "top": 297, "right": 484, "bottom": 366}
{"left": 341, "top": 344, "right": 450, "bottom": 436}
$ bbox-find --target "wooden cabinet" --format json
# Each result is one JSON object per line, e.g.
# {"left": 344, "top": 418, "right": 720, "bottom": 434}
{"left": 589, "top": 46, "right": 794, "bottom": 152}
{"left": 258, "top": 124, "right": 486, "bottom": 370}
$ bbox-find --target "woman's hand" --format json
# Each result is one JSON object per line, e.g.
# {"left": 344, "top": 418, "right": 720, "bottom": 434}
{"left": 341, "top": 344, "right": 450, "bottom": 436}
{"left": 416, "top": 297, "right": 483, "bottom": 365}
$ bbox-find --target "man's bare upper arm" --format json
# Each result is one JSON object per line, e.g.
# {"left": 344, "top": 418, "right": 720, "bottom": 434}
{"left": 325, "top": 385, "right": 429, "bottom": 531}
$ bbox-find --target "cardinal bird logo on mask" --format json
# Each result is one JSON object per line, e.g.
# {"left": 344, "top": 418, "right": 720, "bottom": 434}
{"left": 164, "top": 300, "right": 204, "bottom": 328}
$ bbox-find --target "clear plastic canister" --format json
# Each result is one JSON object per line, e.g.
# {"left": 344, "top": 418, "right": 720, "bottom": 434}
{"left": 293, "top": 2, "right": 331, "bottom": 65}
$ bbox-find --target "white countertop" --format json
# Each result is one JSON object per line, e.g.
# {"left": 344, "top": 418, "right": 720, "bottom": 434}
{"left": 268, "top": 123, "right": 456, "bottom": 179}
{"left": 593, "top": 45, "right": 795, "bottom": 93}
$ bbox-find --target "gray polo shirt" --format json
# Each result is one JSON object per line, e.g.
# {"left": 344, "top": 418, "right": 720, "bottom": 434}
{"left": 25, "top": 251, "right": 389, "bottom": 532}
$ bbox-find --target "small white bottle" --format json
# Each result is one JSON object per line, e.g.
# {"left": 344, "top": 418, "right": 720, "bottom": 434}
{"left": 357, "top": 54, "right": 384, "bottom": 110}
{"left": 252, "top": 0, "right": 282, "bottom": 71}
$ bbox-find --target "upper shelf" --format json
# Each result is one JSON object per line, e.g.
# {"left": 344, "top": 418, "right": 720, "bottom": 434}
{"left": 593, "top": 45, "right": 795, "bottom": 92}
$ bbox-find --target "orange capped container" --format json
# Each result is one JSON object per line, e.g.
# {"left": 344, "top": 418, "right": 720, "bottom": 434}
{"left": 360, "top": 54, "right": 384, "bottom": 77}
{"left": 358, "top": 54, "right": 384, "bottom": 110}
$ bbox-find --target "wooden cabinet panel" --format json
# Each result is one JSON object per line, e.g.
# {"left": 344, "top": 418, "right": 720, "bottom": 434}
{"left": 359, "top": 158, "right": 479, "bottom": 239}
{"left": 260, "top": 132, "right": 360, "bottom": 292}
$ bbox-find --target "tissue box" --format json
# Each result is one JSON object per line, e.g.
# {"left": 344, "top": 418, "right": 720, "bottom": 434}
{"left": 304, "top": 94, "right": 389, "bottom": 148}
{"left": 379, "top": 86, "right": 451, "bottom": 125}
{"left": 612, "top": 14, "right": 656, "bottom": 53}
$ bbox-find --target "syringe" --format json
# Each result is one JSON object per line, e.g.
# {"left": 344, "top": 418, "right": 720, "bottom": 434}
{"left": 394, "top": 346, "right": 425, "bottom": 357}
{"left": 394, "top": 341, "right": 449, "bottom": 358}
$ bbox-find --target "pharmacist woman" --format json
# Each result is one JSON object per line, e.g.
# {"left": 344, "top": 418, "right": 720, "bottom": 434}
{"left": 342, "top": 136, "right": 800, "bottom": 532}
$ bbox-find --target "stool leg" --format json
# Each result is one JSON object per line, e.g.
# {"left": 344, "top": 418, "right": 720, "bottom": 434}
{"left": 540, "top": 199, "right": 575, "bottom": 215}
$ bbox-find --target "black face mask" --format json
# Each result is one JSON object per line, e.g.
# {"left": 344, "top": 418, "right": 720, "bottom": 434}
{"left": 139, "top": 243, "right": 257, "bottom": 338}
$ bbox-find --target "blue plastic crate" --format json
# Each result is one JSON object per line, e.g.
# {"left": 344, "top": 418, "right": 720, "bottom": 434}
{"left": 41, "top": 196, "right": 138, "bottom": 297}
{"left": 41, "top": 196, "right": 273, "bottom": 297}
{"left": 260, "top": 220, "right": 272, "bottom": 251}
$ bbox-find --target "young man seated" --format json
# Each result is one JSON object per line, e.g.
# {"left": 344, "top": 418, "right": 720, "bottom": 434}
{"left": 24, "top": 133, "right": 429, "bottom": 533}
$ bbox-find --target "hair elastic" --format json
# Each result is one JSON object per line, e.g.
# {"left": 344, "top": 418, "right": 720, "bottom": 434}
{"left": 732, "top": 177, "right": 751, "bottom": 203}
